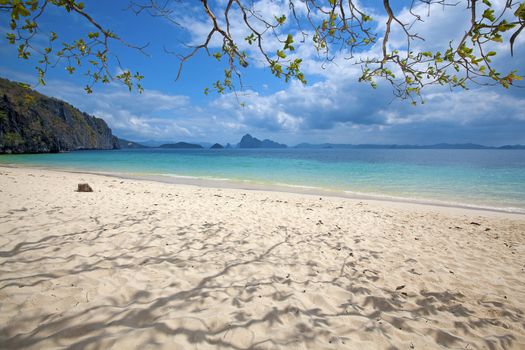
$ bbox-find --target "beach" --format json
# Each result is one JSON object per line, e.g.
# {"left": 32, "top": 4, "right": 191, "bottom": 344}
{"left": 1, "top": 165, "right": 524, "bottom": 349}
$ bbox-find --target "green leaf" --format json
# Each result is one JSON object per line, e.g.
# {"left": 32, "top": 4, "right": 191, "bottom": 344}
{"left": 6, "top": 33, "right": 15, "bottom": 44}
{"left": 284, "top": 34, "right": 294, "bottom": 51}
{"left": 482, "top": 9, "right": 495, "bottom": 21}
{"left": 491, "top": 34, "right": 503, "bottom": 43}
{"left": 244, "top": 33, "right": 256, "bottom": 45}
{"left": 274, "top": 15, "right": 286, "bottom": 25}
{"left": 16, "top": 4, "right": 31, "bottom": 18}
{"left": 515, "top": 3, "right": 525, "bottom": 20}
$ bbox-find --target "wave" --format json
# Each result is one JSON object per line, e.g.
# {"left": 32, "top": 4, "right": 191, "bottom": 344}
{"left": 137, "top": 171, "right": 525, "bottom": 214}
{"left": 3, "top": 162, "right": 524, "bottom": 215}
{"left": 342, "top": 189, "right": 525, "bottom": 214}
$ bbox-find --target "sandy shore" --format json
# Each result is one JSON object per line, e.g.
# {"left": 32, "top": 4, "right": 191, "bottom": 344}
{"left": 0, "top": 166, "right": 524, "bottom": 349}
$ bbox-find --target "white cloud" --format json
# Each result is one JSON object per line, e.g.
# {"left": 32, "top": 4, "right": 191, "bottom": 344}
{"left": 1, "top": 0, "right": 524, "bottom": 146}
{"left": 94, "top": 109, "right": 191, "bottom": 139}
{"left": 28, "top": 79, "right": 202, "bottom": 140}
{"left": 37, "top": 80, "right": 189, "bottom": 114}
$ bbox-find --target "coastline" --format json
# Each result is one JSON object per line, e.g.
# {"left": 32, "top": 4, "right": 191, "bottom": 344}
{"left": 1, "top": 165, "right": 525, "bottom": 349}
{"left": 1, "top": 163, "right": 524, "bottom": 217}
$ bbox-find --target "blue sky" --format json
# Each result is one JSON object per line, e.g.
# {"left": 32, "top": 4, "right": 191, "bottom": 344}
{"left": 1, "top": 0, "right": 524, "bottom": 146}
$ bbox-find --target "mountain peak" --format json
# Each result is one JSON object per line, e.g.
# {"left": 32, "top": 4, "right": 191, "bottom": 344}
{"left": 238, "top": 134, "right": 287, "bottom": 149}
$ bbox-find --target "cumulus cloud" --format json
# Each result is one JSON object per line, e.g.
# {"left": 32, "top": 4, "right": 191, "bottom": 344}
{"left": 212, "top": 72, "right": 525, "bottom": 142}
{"left": 93, "top": 109, "right": 191, "bottom": 139}
{"left": 1, "top": 0, "right": 524, "bottom": 146}
{"left": 27, "top": 79, "right": 198, "bottom": 140}
{"left": 201, "top": 0, "right": 525, "bottom": 145}
{"left": 37, "top": 80, "right": 190, "bottom": 115}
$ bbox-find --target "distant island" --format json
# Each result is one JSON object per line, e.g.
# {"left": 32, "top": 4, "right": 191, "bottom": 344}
{"left": 1, "top": 76, "right": 523, "bottom": 154}
{"left": 238, "top": 134, "right": 287, "bottom": 149}
{"left": 117, "top": 138, "right": 148, "bottom": 149}
{"left": 141, "top": 136, "right": 525, "bottom": 150}
{"left": 133, "top": 135, "right": 289, "bottom": 150}
{"left": 294, "top": 143, "right": 525, "bottom": 150}
{"left": 159, "top": 142, "right": 203, "bottom": 149}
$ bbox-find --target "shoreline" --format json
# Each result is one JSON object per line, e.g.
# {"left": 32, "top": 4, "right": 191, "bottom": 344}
{"left": 1, "top": 165, "right": 525, "bottom": 349}
{"left": 1, "top": 164, "right": 524, "bottom": 218}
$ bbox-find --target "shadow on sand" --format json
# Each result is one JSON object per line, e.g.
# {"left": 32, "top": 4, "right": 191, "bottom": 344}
{"left": 0, "top": 213, "right": 522, "bottom": 349}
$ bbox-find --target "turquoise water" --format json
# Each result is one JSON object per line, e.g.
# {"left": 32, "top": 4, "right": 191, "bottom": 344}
{"left": 1, "top": 148, "right": 525, "bottom": 212}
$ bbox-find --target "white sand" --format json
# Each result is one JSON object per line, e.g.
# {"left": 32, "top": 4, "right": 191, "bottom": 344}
{"left": 0, "top": 166, "right": 524, "bottom": 349}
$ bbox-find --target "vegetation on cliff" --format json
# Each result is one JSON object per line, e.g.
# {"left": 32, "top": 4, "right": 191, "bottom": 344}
{"left": 0, "top": 78, "right": 119, "bottom": 153}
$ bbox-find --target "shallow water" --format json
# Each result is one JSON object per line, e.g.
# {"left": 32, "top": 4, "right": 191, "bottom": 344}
{"left": 2, "top": 148, "right": 525, "bottom": 213}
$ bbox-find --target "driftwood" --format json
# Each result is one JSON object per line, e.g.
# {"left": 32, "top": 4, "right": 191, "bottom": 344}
{"left": 77, "top": 183, "right": 93, "bottom": 192}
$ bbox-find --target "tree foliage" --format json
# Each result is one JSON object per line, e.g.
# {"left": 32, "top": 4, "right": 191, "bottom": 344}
{"left": 1, "top": 0, "right": 524, "bottom": 102}
{"left": 1, "top": 0, "right": 147, "bottom": 93}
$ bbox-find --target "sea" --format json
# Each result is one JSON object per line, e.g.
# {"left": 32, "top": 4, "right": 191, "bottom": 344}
{"left": 1, "top": 148, "right": 525, "bottom": 213}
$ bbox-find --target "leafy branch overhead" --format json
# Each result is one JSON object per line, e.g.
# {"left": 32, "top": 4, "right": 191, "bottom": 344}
{"left": 1, "top": 0, "right": 524, "bottom": 102}
{"left": 1, "top": 0, "right": 147, "bottom": 93}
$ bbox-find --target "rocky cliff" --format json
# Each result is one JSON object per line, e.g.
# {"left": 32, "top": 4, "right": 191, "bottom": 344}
{"left": 238, "top": 134, "right": 287, "bottom": 148}
{"left": 0, "top": 77, "right": 119, "bottom": 153}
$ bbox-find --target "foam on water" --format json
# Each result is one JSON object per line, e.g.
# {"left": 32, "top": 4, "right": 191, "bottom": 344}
{"left": 1, "top": 148, "right": 524, "bottom": 213}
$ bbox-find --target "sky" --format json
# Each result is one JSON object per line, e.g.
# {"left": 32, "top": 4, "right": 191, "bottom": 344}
{"left": 1, "top": 0, "right": 524, "bottom": 146}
